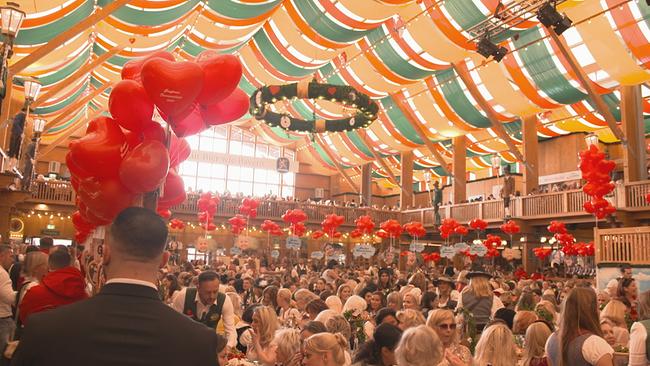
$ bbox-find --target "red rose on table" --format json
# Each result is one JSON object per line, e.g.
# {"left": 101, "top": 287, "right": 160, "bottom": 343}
{"left": 186, "top": 310, "right": 193, "bottom": 317}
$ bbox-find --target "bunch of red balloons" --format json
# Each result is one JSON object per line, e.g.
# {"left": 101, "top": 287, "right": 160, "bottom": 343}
{"left": 646, "top": 192, "right": 650, "bottom": 204}
{"left": 322, "top": 214, "right": 345, "bottom": 237}
{"left": 547, "top": 220, "right": 567, "bottom": 234}
{"left": 423, "top": 252, "right": 441, "bottom": 263}
{"left": 460, "top": 249, "right": 478, "bottom": 261}
{"left": 292, "top": 222, "right": 307, "bottom": 237}
{"left": 380, "top": 219, "right": 403, "bottom": 238}
{"left": 354, "top": 215, "right": 375, "bottom": 235}
{"left": 169, "top": 219, "right": 185, "bottom": 230}
{"left": 376, "top": 229, "right": 389, "bottom": 239}
{"left": 282, "top": 209, "right": 308, "bottom": 225}
{"left": 261, "top": 220, "right": 283, "bottom": 236}
{"left": 514, "top": 268, "right": 529, "bottom": 280}
{"left": 403, "top": 221, "right": 426, "bottom": 238}
{"left": 483, "top": 234, "right": 502, "bottom": 258}
{"left": 311, "top": 230, "right": 325, "bottom": 240}
{"left": 349, "top": 229, "right": 363, "bottom": 239}
{"left": 574, "top": 242, "right": 595, "bottom": 257}
{"left": 228, "top": 215, "right": 247, "bottom": 235}
{"left": 72, "top": 211, "right": 95, "bottom": 243}
{"left": 239, "top": 198, "right": 259, "bottom": 219}
{"left": 580, "top": 144, "right": 616, "bottom": 219}
{"left": 500, "top": 220, "right": 520, "bottom": 235}
{"left": 469, "top": 218, "right": 488, "bottom": 231}
{"left": 197, "top": 193, "right": 220, "bottom": 231}
{"left": 119, "top": 50, "right": 249, "bottom": 137}
{"left": 533, "top": 247, "right": 552, "bottom": 260}
{"left": 454, "top": 225, "right": 469, "bottom": 237}
{"left": 439, "top": 218, "right": 460, "bottom": 239}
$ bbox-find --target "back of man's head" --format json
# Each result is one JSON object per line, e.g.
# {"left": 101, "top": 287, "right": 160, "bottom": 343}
{"left": 48, "top": 249, "right": 72, "bottom": 270}
{"left": 40, "top": 237, "right": 53, "bottom": 249}
{"left": 110, "top": 207, "right": 168, "bottom": 261}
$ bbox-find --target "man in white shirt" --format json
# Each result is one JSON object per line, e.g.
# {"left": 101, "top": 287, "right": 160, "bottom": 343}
{"left": 0, "top": 245, "right": 15, "bottom": 352}
{"left": 172, "top": 271, "right": 237, "bottom": 349}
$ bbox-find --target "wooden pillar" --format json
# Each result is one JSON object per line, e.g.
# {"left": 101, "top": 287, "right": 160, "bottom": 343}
{"left": 621, "top": 85, "right": 647, "bottom": 183}
{"left": 361, "top": 163, "right": 372, "bottom": 207}
{"left": 522, "top": 115, "right": 539, "bottom": 194}
{"left": 452, "top": 136, "right": 466, "bottom": 204}
{"left": 400, "top": 151, "right": 414, "bottom": 210}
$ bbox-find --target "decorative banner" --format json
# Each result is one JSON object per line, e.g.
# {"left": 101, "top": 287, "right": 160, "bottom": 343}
{"left": 189, "top": 150, "right": 299, "bottom": 172}
{"left": 441, "top": 246, "right": 457, "bottom": 259}
{"left": 469, "top": 242, "right": 488, "bottom": 257}
{"left": 409, "top": 241, "right": 425, "bottom": 253}
{"left": 196, "top": 237, "right": 209, "bottom": 253}
{"left": 353, "top": 244, "right": 376, "bottom": 258}
{"left": 230, "top": 246, "right": 242, "bottom": 255}
{"left": 328, "top": 254, "right": 346, "bottom": 262}
{"left": 311, "top": 251, "right": 324, "bottom": 259}
{"left": 502, "top": 248, "right": 522, "bottom": 260}
{"left": 271, "top": 250, "right": 280, "bottom": 258}
{"left": 454, "top": 242, "right": 469, "bottom": 252}
{"left": 286, "top": 235, "right": 302, "bottom": 250}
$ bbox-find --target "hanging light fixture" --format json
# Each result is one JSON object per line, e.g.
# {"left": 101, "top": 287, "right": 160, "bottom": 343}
{"left": 33, "top": 118, "right": 45, "bottom": 135}
{"left": 491, "top": 154, "right": 502, "bottom": 169}
{"left": 476, "top": 34, "right": 508, "bottom": 62}
{"left": 584, "top": 133, "right": 599, "bottom": 147}
{"left": 0, "top": 3, "right": 25, "bottom": 38}
{"left": 537, "top": 1, "right": 573, "bottom": 35}
{"left": 23, "top": 77, "right": 42, "bottom": 103}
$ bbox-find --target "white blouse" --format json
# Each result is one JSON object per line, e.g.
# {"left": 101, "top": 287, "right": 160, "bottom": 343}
{"left": 630, "top": 322, "right": 650, "bottom": 366}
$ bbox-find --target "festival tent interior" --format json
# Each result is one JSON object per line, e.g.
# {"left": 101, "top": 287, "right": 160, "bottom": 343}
{"left": 0, "top": 0, "right": 650, "bottom": 284}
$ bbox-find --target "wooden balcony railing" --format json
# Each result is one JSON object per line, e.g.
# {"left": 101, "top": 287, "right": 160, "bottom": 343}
{"left": 595, "top": 226, "right": 650, "bottom": 264}
{"left": 624, "top": 180, "right": 650, "bottom": 209}
{"left": 23, "top": 180, "right": 648, "bottom": 225}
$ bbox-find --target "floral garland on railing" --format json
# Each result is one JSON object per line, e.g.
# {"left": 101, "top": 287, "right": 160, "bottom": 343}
{"left": 249, "top": 80, "right": 379, "bottom": 133}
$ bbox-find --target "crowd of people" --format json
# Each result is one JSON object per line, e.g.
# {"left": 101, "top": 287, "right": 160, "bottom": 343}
{"left": 0, "top": 207, "right": 647, "bottom": 366}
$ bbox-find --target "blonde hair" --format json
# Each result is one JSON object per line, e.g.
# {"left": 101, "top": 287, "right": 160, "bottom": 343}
{"left": 337, "top": 284, "right": 352, "bottom": 299}
{"left": 326, "top": 315, "right": 352, "bottom": 340}
{"left": 403, "top": 292, "right": 421, "bottom": 310}
{"left": 397, "top": 309, "right": 426, "bottom": 329}
{"left": 24, "top": 251, "right": 48, "bottom": 278}
{"left": 395, "top": 325, "right": 443, "bottom": 366}
{"left": 426, "top": 309, "right": 458, "bottom": 345}
{"left": 513, "top": 311, "right": 538, "bottom": 335}
{"left": 226, "top": 292, "right": 242, "bottom": 318}
{"left": 253, "top": 306, "right": 280, "bottom": 347}
{"left": 638, "top": 290, "right": 650, "bottom": 320}
{"left": 474, "top": 323, "right": 518, "bottom": 366}
{"left": 601, "top": 299, "right": 627, "bottom": 327}
{"left": 303, "top": 332, "right": 348, "bottom": 364}
{"left": 467, "top": 276, "right": 493, "bottom": 298}
{"left": 522, "top": 322, "right": 552, "bottom": 366}
{"left": 277, "top": 288, "right": 295, "bottom": 308}
{"left": 387, "top": 291, "right": 402, "bottom": 309}
{"left": 273, "top": 328, "right": 301, "bottom": 363}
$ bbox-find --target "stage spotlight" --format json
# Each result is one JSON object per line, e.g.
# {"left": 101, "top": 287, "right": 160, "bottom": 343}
{"left": 477, "top": 36, "right": 508, "bottom": 62}
{"left": 537, "top": 2, "right": 573, "bottom": 35}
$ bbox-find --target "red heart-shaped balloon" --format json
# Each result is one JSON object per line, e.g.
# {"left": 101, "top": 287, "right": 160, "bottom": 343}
{"left": 269, "top": 85, "right": 280, "bottom": 95}
{"left": 121, "top": 51, "right": 176, "bottom": 82}
{"left": 109, "top": 79, "right": 155, "bottom": 133}
{"left": 119, "top": 140, "right": 170, "bottom": 194}
{"left": 327, "top": 87, "right": 336, "bottom": 95}
{"left": 195, "top": 52, "right": 242, "bottom": 106}
{"left": 201, "top": 89, "right": 250, "bottom": 126}
{"left": 68, "top": 116, "right": 126, "bottom": 179}
{"left": 78, "top": 176, "right": 135, "bottom": 222}
{"left": 123, "top": 130, "right": 143, "bottom": 152}
{"left": 66, "top": 152, "right": 92, "bottom": 179}
{"left": 157, "top": 169, "right": 186, "bottom": 208}
{"left": 169, "top": 134, "right": 191, "bottom": 168}
{"left": 140, "top": 58, "right": 204, "bottom": 119}
{"left": 171, "top": 103, "right": 207, "bottom": 137}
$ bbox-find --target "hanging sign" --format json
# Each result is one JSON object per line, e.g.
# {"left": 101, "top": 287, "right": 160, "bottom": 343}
{"left": 353, "top": 244, "right": 376, "bottom": 258}
{"left": 286, "top": 236, "right": 301, "bottom": 250}
{"left": 454, "top": 242, "right": 469, "bottom": 252}
{"left": 311, "top": 251, "right": 324, "bottom": 259}
{"left": 409, "top": 241, "right": 425, "bottom": 253}
{"left": 230, "top": 246, "right": 242, "bottom": 255}
{"left": 441, "top": 246, "right": 457, "bottom": 259}
{"left": 271, "top": 250, "right": 280, "bottom": 258}
{"left": 469, "top": 243, "right": 488, "bottom": 257}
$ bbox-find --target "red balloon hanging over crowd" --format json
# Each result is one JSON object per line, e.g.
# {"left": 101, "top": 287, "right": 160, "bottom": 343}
{"left": 67, "top": 50, "right": 248, "bottom": 242}
{"left": 579, "top": 144, "right": 617, "bottom": 219}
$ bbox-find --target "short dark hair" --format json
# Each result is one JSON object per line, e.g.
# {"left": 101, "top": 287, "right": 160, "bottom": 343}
{"left": 198, "top": 270, "right": 220, "bottom": 284}
{"left": 375, "top": 307, "right": 397, "bottom": 324}
{"left": 306, "top": 298, "right": 328, "bottom": 316}
{"left": 25, "top": 245, "right": 39, "bottom": 254}
{"left": 49, "top": 249, "right": 72, "bottom": 270}
{"left": 0, "top": 245, "right": 12, "bottom": 255}
{"left": 302, "top": 321, "right": 327, "bottom": 335}
{"left": 242, "top": 304, "right": 261, "bottom": 323}
{"left": 215, "top": 333, "right": 227, "bottom": 355}
{"left": 110, "top": 207, "right": 168, "bottom": 260}
{"left": 620, "top": 263, "right": 632, "bottom": 273}
{"left": 40, "top": 237, "right": 53, "bottom": 248}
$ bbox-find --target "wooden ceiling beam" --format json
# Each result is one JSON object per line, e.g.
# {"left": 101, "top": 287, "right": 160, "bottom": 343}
{"left": 547, "top": 30, "right": 627, "bottom": 144}
{"left": 43, "top": 82, "right": 112, "bottom": 132}
{"left": 38, "top": 110, "right": 105, "bottom": 158}
{"left": 9, "top": 0, "right": 133, "bottom": 75}
{"left": 452, "top": 63, "right": 530, "bottom": 172}
{"left": 315, "top": 135, "right": 360, "bottom": 194}
{"left": 31, "top": 45, "right": 125, "bottom": 109}
{"left": 359, "top": 129, "right": 401, "bottom": 188}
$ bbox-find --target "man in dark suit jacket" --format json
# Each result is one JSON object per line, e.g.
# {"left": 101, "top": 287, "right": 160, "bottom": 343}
{"left": 11, "top": 207, "right": 218, "bottom": 366}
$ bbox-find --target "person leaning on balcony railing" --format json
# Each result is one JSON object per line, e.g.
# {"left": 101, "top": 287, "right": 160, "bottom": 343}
{"left": 500, "top": 165, "right": 514, "bottom": 219}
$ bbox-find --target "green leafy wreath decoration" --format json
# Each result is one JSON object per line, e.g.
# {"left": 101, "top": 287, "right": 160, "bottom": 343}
{"left": 249, "top": 80, "right": 379, "bottom": 133}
